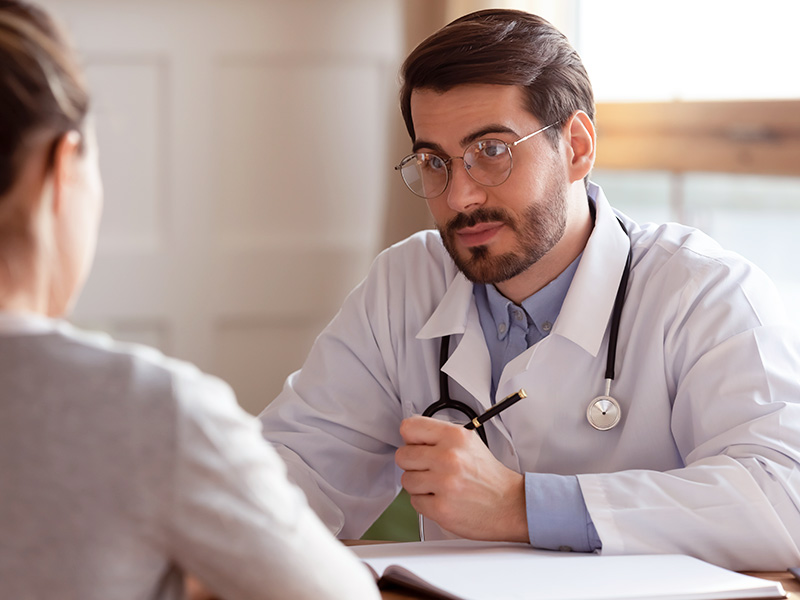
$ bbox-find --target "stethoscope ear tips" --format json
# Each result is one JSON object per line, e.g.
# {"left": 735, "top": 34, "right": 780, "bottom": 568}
{"left": 587, "top": 395, "right": 621, "bottom": 431}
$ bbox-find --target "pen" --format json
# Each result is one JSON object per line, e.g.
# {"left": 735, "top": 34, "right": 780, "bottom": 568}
{"left": 464, "top": 388, "right": 527, "bottom": 431}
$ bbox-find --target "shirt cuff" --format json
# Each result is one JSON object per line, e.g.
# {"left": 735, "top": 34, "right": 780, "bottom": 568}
{"left": 525, "top": 472, "right": 602, "bottom": 552}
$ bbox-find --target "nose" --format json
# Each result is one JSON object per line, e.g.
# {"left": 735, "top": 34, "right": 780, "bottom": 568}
{"left": 445, "top": 157, "right": 486, "bottom": 213}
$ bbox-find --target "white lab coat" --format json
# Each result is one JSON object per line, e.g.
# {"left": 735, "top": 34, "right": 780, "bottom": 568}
{"left": 261, "top": 183, "right": 800, "bottom": 571}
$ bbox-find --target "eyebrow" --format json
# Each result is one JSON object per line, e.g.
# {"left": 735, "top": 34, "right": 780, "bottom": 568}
{"left": 412, "top": 124, "right": 520, "bottom": 154}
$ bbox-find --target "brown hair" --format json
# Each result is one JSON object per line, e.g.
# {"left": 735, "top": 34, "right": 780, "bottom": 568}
{"left": 399, "top": 9, "right": 594, "bottom": 146}
{"left": 0, "top": 0, "right": 89, "bottom": 197}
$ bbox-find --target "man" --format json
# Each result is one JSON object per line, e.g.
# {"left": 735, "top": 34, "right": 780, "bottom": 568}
{"left": 260, "top": 9, "right": 800, "bottom": 571}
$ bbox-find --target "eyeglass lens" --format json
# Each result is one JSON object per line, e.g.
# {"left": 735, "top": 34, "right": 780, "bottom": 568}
{"left": 398, "top": 139, "right": 513, "bottom": 199}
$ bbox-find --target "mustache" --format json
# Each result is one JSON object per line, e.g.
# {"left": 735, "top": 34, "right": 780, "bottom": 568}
{"left": 445, "top": 208, "right": 516, "bottom": 233}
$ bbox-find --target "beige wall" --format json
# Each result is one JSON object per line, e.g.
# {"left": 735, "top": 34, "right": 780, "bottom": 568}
{"left": 42, "top": 0, "right": 404, "bottom": 414}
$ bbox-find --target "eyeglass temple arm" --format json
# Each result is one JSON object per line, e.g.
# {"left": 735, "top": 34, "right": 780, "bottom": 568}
{"left": 512, "top": 122, "right": 558, "bottom": 147}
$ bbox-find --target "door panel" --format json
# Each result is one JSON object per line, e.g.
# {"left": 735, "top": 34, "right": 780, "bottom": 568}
{"left": 43, "top": 0, "right": 403, "bottom": 414}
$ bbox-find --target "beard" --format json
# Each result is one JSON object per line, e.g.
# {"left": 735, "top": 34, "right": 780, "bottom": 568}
{"left": 438, "top": 176, "right": 568, "bottom": 285}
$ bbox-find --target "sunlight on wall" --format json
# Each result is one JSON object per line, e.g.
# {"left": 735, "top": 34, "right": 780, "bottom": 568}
{"left": 578, "top": 0, "right": 800, "bottom": 101}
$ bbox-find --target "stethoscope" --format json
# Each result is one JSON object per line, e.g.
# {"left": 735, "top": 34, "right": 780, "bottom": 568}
{"left": 424, "top": 218, "right": 632, "bottom": 436}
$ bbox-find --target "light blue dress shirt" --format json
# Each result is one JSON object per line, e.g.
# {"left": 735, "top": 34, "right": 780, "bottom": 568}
{"left": 473, "top": 256, "right": 602, "bottom": 552}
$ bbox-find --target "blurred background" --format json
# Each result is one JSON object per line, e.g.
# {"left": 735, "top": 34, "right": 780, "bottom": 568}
{"left": 38, "top": 0, "right": 800, "bottom": 542}
{"left": 43, "top": 0, "right": 800, "bottom": 413}
{"left": 43, "top": 0, "right": 799, "bottom": 436}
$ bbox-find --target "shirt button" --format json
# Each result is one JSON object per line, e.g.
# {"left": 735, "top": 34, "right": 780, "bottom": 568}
{"left": 558, "top": 546, "right": 573, "bottom": 552}
{"left": 498, "top": 323, "right": 507, "bottom": 334}
{"left": 514, "top": 310, "right": 524, "bottom": 321}
{"left": 542, "top": 321, "right": 552, "bottom": 332}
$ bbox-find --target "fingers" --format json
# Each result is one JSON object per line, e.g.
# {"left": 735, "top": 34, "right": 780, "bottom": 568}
{"left": 395, "top": 441, "right": 433, "bottom": 472}
{"left": 401, "top": 467, "right": 468, "bottom": 500}
{"left": 396, "top": 417, "right": 467, "bottom": 500}
{"left": 400, "top": 469, "right": 434, "bottom": 496}
{"left": 396, "top": 415, "right": 485, "bottom": 472}
{"left": 396, "top": 416, "right": 477, "bottom": 473}
{"left": 400, "top": 415, "right": 480, "bottom": 449}
{"left": 396, "top": 416, "right": 483, "bottom": 502}
{"left": 399, "top": 415, "right": 462, "bottom": 445}
{"left": 407, "top": 489, "right": 447, "bottom": 521}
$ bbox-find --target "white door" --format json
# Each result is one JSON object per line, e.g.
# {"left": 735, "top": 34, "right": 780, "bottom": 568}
{"left": 42, "top": 0, "right": 403, "bottom": 414}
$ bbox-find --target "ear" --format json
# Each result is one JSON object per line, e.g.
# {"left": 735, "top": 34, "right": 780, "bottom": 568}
{"left": 48, "top": 130, "right": 83, "bottom": 215}
{"left": 563, "top": 110, "right": 595, "bottom": 183}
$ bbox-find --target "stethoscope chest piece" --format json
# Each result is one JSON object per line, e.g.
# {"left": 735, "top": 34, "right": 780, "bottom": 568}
{"left": 587, "top": 394, "right": 621, "bottom": 431}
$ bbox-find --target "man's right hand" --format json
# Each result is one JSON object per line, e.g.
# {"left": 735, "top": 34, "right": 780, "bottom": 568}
{"left": 395, "top": 415, "right": 529, "bottom": 543}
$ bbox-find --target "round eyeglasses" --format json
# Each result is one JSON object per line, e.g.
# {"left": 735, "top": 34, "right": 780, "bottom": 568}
{"left": 394, "top": 123, "right": 558, "bottom": 199}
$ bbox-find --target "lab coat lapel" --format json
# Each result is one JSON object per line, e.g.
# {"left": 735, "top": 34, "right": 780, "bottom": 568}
{"left": 444, "top": 311, "right": 493, "bottom": 410}
{"left": 416, "top": 272, "right": 493, "bottom": 410}
{"left": 552, "top": 183, "right": 631, "bottom": 358}
{"left": 414, "top": 183, "right": 630, "bottom": 409}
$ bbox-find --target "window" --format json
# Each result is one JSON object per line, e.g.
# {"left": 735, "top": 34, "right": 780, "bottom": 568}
{"left": 574, "top": 0, "right": 800, "bottom": 324}
{"left": 577, "top": 0, "right": 800, "bottom": 101}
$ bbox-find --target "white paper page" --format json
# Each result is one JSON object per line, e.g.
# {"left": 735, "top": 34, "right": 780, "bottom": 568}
{"left": 352, "top": 541, "right": 784, "bottom": 600}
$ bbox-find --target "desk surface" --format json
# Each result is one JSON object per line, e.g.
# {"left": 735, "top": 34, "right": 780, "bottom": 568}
{"left": 346, "top": 541, "right": 800, "bottom": 600}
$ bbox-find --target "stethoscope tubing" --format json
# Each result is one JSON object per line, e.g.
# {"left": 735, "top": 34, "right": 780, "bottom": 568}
{"left": 422, "top": 334, "right": 489, "bottom": 447}
{"left": 416, "top": 217, "right": 632, "bottom": 538}
{"left": 605, "top": 220, "right": 632, "bottom": 383}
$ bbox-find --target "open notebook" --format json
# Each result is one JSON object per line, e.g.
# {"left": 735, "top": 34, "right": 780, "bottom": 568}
{"left": 351, "top": 540, "right": 787, "bottom": 600}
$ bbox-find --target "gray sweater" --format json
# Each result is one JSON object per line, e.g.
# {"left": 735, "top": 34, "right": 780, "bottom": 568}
{"left": 0, "top": 318, "right": 378, "bottom": 600}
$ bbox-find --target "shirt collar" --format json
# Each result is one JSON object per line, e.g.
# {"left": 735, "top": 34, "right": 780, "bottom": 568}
{"left": 479, "top": 253, "right": 580, "bottom": 342}
{"left": 521, "top": 254, "right": 580, "bottom": 338}
{"left": 417, "top": 182, "right": 631, "bottom": 354}
{"left": 484, "top": 284, "right": 513, "bottom": 340}
{"left": 0, "top": 311, "right": 60, "bottom": 335}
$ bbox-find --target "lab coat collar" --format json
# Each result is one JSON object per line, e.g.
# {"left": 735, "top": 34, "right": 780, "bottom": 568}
{"left": 414, "top": 183, "right": 629, "bottom": 404}
{"left": 554, "top": 182, "right": 630, "bottom": 357}
{"left": 416, "top": 264, "right": 493, "bottom": 406}
{"left": 416, "top": 182, "right": 630, "bottom": 357}
{"left": 417, "top": 269, "right": 474, "bottom": 340}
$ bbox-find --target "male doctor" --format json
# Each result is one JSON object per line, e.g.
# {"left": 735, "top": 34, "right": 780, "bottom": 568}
{"left": 260, "top": 9, "right": 800, "bottom": 570}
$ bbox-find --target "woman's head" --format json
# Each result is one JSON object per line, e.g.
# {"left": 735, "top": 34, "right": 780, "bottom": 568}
{"left": 0, "top": 0, "right": 89, "bottom": 195}
{"left": 0, "top": 0, "right": 100, "bottom": 316}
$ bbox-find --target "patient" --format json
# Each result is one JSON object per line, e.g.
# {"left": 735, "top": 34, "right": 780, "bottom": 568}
{"left": 0, "top": 2, "right": 379, "bottom": 599}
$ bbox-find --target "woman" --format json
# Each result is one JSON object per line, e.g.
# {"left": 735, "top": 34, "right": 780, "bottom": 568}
{"left": 0, "top": 2, "right": 378, "bottom": 599}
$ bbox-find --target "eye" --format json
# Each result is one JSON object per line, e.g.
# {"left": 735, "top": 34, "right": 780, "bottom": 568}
{"left": 477, "top": 140, "right": 508, "bottom": 159}
{"left": 421, "top": 153, "right": 447, "bottom": 172}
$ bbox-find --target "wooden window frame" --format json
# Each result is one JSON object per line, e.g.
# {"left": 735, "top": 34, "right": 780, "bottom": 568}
{"left": 594, "top": 100, "right": 800, "bottom": 176}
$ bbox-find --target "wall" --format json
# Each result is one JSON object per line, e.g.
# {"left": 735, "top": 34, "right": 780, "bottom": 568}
{"left": 41, "top": 0, "right": 404, "bottom": 414}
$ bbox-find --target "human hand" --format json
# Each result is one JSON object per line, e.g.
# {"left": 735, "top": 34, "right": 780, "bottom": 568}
{"left": 395, "top": 415, "right": 528, "bottom": 542}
